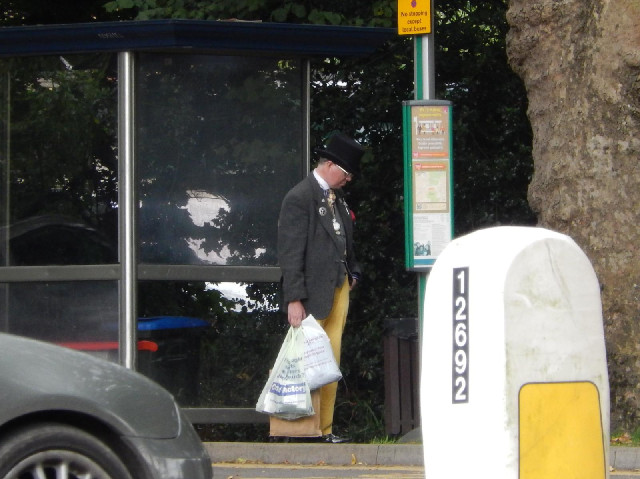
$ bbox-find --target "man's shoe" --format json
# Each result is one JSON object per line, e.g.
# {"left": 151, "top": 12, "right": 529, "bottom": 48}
{"left": 321, "top": 433, "right": 350, "bottom": 444}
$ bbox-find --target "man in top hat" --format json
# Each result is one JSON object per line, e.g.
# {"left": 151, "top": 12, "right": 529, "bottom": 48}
{"left": 277, "top": 131, "right": 365, "bottom": 443}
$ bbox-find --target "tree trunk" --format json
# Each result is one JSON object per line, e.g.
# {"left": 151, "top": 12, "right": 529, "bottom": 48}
{"left": 506, "top": 0, "right": 640, "bottom": 432}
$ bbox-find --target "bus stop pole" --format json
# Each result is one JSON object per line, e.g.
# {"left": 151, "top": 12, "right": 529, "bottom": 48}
{"left": 415, "top": 0, "right": 436, "bottom": 364}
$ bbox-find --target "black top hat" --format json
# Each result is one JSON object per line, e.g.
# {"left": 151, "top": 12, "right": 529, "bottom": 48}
{"left": 316, "top": 132, "right": 365, "bottom": 178}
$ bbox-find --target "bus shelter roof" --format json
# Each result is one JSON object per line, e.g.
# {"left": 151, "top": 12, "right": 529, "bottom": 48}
{"left": 0, "top": 19, "right": 395, "bottom": 57}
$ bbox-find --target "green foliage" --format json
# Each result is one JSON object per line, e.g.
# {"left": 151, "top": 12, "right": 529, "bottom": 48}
{"left": 0, "top": 55, "right": 118, "bottom": 231}
{"left": 134, "top": 53, "right": 301, "bottom": 266}
{"left": 1, "top": 0, "right": 123, "bottom": 24}
{"left": 102, "top": 0, "right": 394, "bottom": 26}
{"left": 435, "top": 1, "right": 535, "bottom": 233}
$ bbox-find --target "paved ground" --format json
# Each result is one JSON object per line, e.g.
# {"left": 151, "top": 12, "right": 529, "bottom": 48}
{"left": 205, "top": 442, "right": 422, "bottom": 467}
{"left": 205, "top": 442, "right": 640, "bottom": 478}
{"left": 211, "top": 463, "right": 640, "bottom": 479}
{"left": 212, "top": 463, "right": 425, "bottom": 478}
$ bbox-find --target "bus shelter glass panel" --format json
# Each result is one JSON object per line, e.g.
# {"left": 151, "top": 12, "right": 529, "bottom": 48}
{"left": 0, "top": 281, "right": 119, "bottom": 353}
{"left": 136, "top": 53, "right": 302, "bottom": 266}
{"left": 137, "top": 280, "right": 286, "bottom": 407}
{"left": 0, "top": 54, "right": 119, "bottom": 267}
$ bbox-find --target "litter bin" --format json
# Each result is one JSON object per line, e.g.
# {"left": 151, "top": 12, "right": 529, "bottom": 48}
{"left": 383, "top": 318, "right": 420, "bottom": 436}
{"left": 136, "top": 316, "right": 209, "bottom": 407}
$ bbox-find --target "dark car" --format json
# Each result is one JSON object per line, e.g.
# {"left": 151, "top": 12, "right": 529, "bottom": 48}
{"left": 0, "top": 332, "right": 212, "bottom": 479}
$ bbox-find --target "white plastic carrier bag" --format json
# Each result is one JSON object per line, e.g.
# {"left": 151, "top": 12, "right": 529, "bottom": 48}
{"left": 256, "top": 326, "right": 314, "bottom": 420}
{"left": 300, "top": 315, "right": 342, "bottom": 390}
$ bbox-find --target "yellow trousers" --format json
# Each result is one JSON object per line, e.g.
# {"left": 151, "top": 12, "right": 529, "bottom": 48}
{"left": 315, "top": 278, "right": 350, "bottom": 435}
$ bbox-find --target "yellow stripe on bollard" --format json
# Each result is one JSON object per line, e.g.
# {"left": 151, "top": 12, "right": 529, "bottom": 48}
{"left": 519, "top": 382, "right": 606, "bottom": 479}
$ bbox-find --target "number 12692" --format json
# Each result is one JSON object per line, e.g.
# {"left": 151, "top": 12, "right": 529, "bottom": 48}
{"left": 452, "top": 267, "right": 469, "bottom": 403}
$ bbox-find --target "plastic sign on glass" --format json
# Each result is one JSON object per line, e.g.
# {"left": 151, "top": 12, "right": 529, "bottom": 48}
{"left": 397, "top": 0, "right": 432, "bottom": 36}
{"left": 403, "top": 100, "right": 453, "bottom": 269}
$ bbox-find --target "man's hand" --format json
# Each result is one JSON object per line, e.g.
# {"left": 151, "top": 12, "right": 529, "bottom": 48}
{"left": 287, "top": 300, "right": 306, "bottom": 328}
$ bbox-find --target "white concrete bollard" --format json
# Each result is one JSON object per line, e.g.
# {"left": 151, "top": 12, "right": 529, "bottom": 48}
{"left": 420, "top": 226, "right": 609, "bottom": 479}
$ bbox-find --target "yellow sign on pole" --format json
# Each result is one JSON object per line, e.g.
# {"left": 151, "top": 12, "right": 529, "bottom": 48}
{"left": 397, "top": 0, "right": 431, "bottom": 35}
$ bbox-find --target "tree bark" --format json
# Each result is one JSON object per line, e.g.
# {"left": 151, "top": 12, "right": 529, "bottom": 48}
{"left": 506, "top": 0, "right": 640, "bottom": 431}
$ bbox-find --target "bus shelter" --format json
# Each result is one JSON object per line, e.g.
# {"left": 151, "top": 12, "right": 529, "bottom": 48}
{"left": 0, "top": 19, "right": 392, "bottom": 425}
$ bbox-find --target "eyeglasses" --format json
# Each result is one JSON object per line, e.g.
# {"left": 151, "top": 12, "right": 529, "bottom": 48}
{"left": 334, "top": 163, "right": 353, "bottom": 179}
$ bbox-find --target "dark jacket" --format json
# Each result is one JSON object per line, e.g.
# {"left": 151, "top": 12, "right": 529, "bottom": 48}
{"left": 277, "top": 174, "right": 361, "bottom": 319}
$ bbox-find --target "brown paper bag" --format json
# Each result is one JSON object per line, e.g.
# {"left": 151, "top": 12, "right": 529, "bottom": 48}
{"left": 269, "top": 389, "right": 321, "bottom": 438}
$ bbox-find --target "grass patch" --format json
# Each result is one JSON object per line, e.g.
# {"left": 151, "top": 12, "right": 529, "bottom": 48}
{"left": 369, "top": 436, "right": 399, "bottom": 444}
{"left": 611, "top": 428, "right": 640, "bottom": 446}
